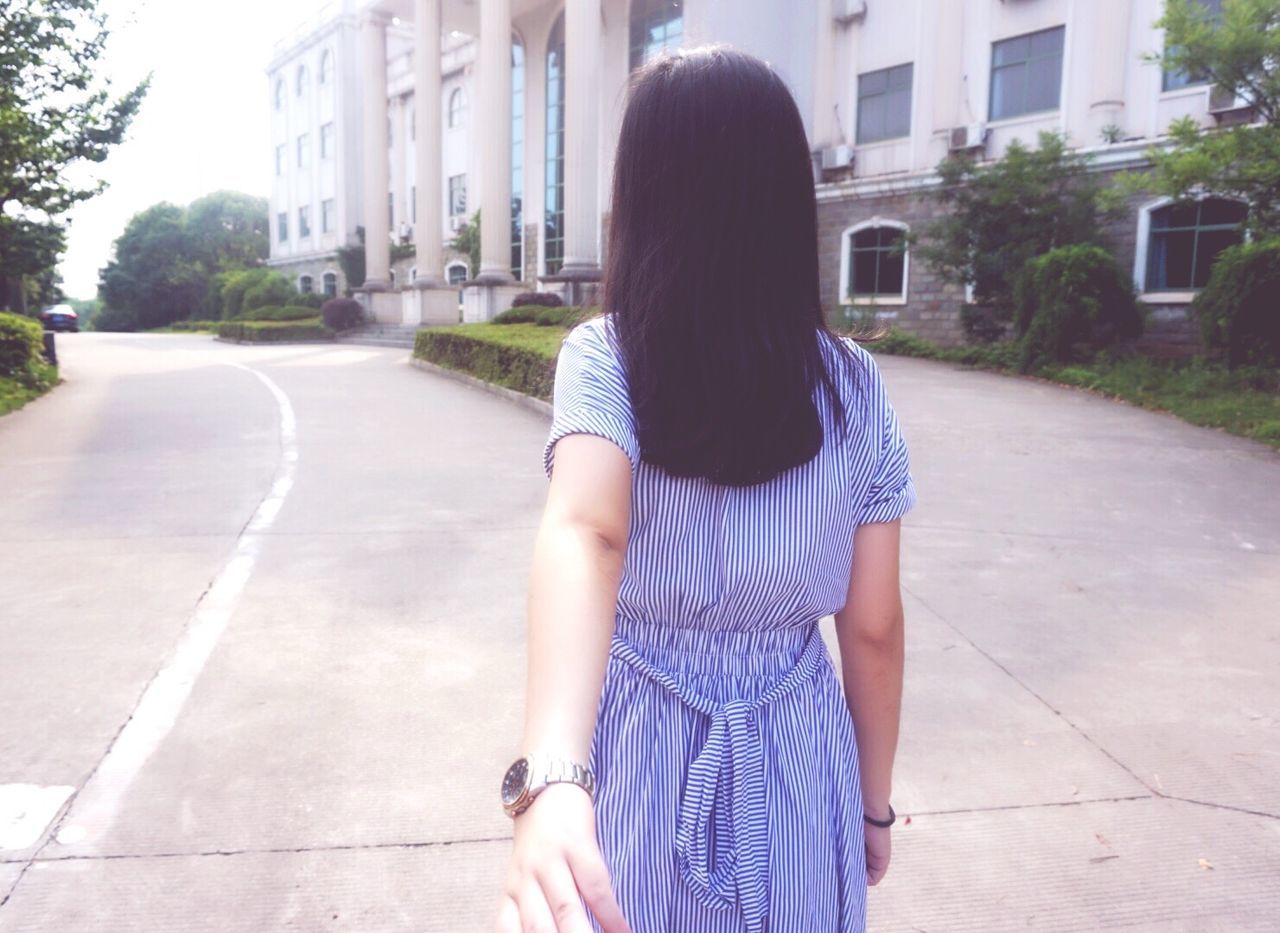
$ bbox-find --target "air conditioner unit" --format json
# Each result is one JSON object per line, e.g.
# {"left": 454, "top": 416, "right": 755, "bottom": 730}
{"left": 949, "top": 122, "right": 988, "bottom": 151}
{"left": 820, "top": 144, "right": 854, "bottom": 171}
{"left": 833, "top": 0, "right": 867, "bottom": 25}
{"left": 1207, "top": 84, "right": 1251, "bottom": 116}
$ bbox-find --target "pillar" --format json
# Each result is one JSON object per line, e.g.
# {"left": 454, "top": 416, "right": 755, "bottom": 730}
{"left": 413, "top": 0, "right": 445, "bottom": 287}
{"left": 931, "top": 0, "right": 965, "bottom": 133}
{"left": 476, "top": 0, "right": 513, "bottom": 283}
{"left": 560, "top": 0, "right": 601, "bottom": 280}
{"left": 813, "top": 0, "right": 839, "bottom": 148}
{"left": 360, "top": 13, "right": 392, "bottom": 290}
{"left": 1088, "top": 0, "right": 1133, "bottom": 141}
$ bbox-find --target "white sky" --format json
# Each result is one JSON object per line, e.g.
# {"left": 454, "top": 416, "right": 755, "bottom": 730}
{"left": 56, "top": 0, "right": 330, "bottom": 299}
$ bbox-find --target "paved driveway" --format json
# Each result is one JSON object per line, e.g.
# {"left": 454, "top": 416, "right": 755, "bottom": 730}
{"left": 0, "top": 333, "right": 1276, "bottom": 931}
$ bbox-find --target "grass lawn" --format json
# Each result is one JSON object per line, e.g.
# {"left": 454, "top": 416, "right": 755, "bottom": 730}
{"left": 0, "top": 361, "right": 60, "bottom": 417}
{"left": 426, "top": 322, "right": 569, "bottom": 359}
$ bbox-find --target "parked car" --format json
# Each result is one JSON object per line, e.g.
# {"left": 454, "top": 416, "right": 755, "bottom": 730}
{"left": 40, "top": 304, "right": 78, "bottom": 332}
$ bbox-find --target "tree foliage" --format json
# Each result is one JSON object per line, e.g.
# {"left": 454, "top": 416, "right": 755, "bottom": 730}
{"left": 1137, "top": 0, "right": 1280, "bottom": 235}
{"left": 0, "top": 0, "right": 148, "bottom": 313}
{"left": 915, "top": 132, "right": 1119, "bottom": 340}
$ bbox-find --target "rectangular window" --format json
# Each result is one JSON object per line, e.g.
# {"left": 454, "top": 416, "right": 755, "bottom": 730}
{"left": 388, "top": 192, "right": 394, "bottom": 228}
{"left": 277, "top": 211, "right": 288, "bottom": 243}
{"left": 1163, "top": 0, "right": 1224, "bottom": 91}
{"left": 298, "top": 205, "right": 311, "bottom": 239}
{"left": 411, "top": 186, "right": 417, "bottom": 224}
{"left": 322, "top": 199, "right": 335, "bottom": 234}
{"left": 296, "top": 133, "right": 310, "bottom": 168}
{"left": 1146, "top": 199, "right": 1246, "bottom": 291}
{"left": 857, "top": 64, "right": 913, "bottom": 145}
{"left": 847, "top": 226, "right": 907, "bottom": 300}
{"left": 275, "top": 144, "right": 286, "bottom": 176}
{"left": 449, "top": 174, "right": 467, "bottom": 216}
{"left": 320, "top": 122, "right": 335, "bottom": 160}
{"left": 990, "top": 26, "right": 1065, "bottom": 121}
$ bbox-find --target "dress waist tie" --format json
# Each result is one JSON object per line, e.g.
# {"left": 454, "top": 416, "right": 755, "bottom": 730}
{"left": 609, "top": 622, "right": 830, "bottom": 933}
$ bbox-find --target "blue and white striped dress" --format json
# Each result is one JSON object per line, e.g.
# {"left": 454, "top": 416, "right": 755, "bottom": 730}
{"left": 543, "top": 314, "right": 917, "bottom": 933}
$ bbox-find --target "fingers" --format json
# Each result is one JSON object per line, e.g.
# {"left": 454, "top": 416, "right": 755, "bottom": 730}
{"left": 566, "top": 845, "right": 631, "bottom": 933}
{"left": 495, "top": 895, "right": 521, "bottom": 933}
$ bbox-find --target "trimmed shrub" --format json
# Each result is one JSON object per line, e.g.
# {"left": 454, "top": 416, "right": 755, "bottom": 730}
{"left": 1193, "top": 239, "right": 1280, "bottom": 368}
{"left": 168, "top": 320, "right": 220, "bottom": 332}
{"left": 234, "top": 305, "right": 322, "bottom": 322}
{"left": 219, "top": 268, "right": 274, "bottom": 320}
{"left": 414, "top": 328, "right": 558, "bottom": 400}
{"left": 321, "top": 297, "right": 365, "bottom": 330}
{"left": 534, "top": 305, "right": 594, "bottom": 327}
{"left": 512, "top": 291, "right": 563, "bottom": 308}
{"left": 1012, "top": 244, "right": 1144, "bottom": 371}
{"left": 493, "top": 306, "right": 540, "bottom": 324}
{"left": 0, "top": 311, "right": 45, "bottom": 376}
{"left": 293, "top": 291, "right": 325, "bottom": 309}
{"left": 218, "top": 318, "right": 333, "bottom": 343}
{"left": 242, "top": 274, "right": 296, "bottom": 313}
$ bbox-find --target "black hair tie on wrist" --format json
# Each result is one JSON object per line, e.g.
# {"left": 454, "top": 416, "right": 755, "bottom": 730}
{"left": 864, "top": 803, "right": 896, "bottom": 828}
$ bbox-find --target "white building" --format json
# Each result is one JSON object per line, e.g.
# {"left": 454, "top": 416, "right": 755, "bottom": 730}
{"left": 267, "top": 0, "right": 1248, "bottom": 348}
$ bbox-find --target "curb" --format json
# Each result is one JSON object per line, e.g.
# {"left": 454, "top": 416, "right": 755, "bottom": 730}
{"left": 408, "top": 357, "right": 553, "bottom": 419}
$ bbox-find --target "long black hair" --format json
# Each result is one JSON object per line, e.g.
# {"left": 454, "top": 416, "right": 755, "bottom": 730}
{"left": 602, "top": 45, "right": 873, "bottom": 488}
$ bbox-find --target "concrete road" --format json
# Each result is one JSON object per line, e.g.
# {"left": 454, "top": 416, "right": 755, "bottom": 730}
{"left": 0, "top": 333, "right": 1277, "bottom": 931}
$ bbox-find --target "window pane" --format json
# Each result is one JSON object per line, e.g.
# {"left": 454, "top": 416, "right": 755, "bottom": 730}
{"left": 990, "top": 63, "right": 1025, "bottom": 120}
{"left": 889, "top": 64, "right": 913, "bottom": 90}
{"left": 853, "top": 229, "right": 879, "bottom": 249}
{"left": 993, "top": 35, "right": 1029, "bottom": 67}
{"left": 885, "top": 87, "right": 912, "bottom": 138}
{"left": 1025, "top": 56, "right": 1062, "bottom": 112}
{"left": 1029, "top": 27, "right": 1064, "bottom": 58}
{"left": 860, "top": 70, "right": 887, "bottom": 96}
{"left": 852, "top": 249, "right": 879, "bottom": 295}
{"left": 858, "top": 95, "right": 886, "bottom": 143}
{"left": 1154, "top": 230, "right": 1195, "bottom": 289}
{"left": 1198, "top": 198, "right": 1248, "bottom": 226}
{"left": 1193, "top": 228, "right": 1243, "bottom": 287}
{"left": 879, "top": 250, "right": 905, "bottom": 294}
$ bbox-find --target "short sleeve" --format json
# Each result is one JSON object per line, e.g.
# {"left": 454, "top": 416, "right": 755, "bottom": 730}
{"left": 543, "top": 319, "right": 641, "bottom": 479}
{"left": 855, "top": 352, "right": 918, "bottom": 526}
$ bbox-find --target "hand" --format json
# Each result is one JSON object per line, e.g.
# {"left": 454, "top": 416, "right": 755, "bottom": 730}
{"left": 864, "top": 822, "right": 892, "bottom": 886}
{"left": 494, "top": 783, "right": 631, "bottom": 933}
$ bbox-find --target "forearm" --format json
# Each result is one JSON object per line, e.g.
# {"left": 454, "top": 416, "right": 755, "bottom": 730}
{"left": 521, "top": 516, "right": 625, "bottom": 764}
{"left": 835, "top": 615, "right": 904, "bottom": 816}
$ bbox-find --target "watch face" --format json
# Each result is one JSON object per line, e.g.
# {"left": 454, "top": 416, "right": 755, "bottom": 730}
{"left": 501, "top": 758, "right": 530, "bottom": 807}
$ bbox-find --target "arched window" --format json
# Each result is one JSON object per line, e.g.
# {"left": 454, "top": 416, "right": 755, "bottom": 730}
{"left": 322, "top": 271, "right": 338, "bottom": 298}
{"left": 389, "top": 268, "right": 397, "bottom": 288}
{"left": 1137, "top": 197, "right": 1247, "bottom": 293}
{"left": 319, "top": 49, "right": 333, "bottom": 86}
{"left": 296, "top": 65, "right": 308, "bottom": 97}
{"left": 409, "top": 266, "right": 418, "bottom": 284}
{"left": 544, "top": 13, "right": 566, "bottom": 275}
{"left": 630, "top": 0, "right": 683, "bottom": 72}
{"left": 511, "top": 37, "right": 525, "bottom": 280}
{"left": 299, "top": 274, "right": 314, "bottom": 294}
{"left": 840, "top": 220, "right": 909, "bottom": 303}
{"left": 448, "top": 87, "right": 466, "bottom": 128}
{"left": 274, "top": 79, "right": 286, "bottom": 111}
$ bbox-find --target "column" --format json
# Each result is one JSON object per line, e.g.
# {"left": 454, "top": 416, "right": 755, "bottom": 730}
{"left": 560, "top": 0, "right": 600, "bottom": 279}
{"left": 1088, "top": 0, "right": 1133, "bottom": 141}
{"left": 413, "top": 0, "right": 445, "bottom": 286}
{"left": 931, "top": 0, "right": 965, "bottom": 133}
{"left": 812, "top": 0, "right": 839, "bottom": 148}
{"left": 360, "top": 13, "right": 392, "bottom": 290}
{"left": 476, "top": 0, "right": 513, "bottom": 283}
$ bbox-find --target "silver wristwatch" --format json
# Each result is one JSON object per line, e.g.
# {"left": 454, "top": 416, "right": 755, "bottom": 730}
{"left": 500, "top": 755, "right": 596, "bottom": 818}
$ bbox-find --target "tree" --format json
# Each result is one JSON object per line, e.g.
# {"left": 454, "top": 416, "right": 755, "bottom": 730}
{"left": 1134, "top": 0, "right": 1280, "bottom": 235}
{"left": 185, "top": 191, "right": 269, "bottom": 271}
{"left": 450, "top": 211, "right": 481, "bottom": 279}
{"left": 0, "top": 0, "right": 148, "bottom": 314}
{"left": 914, "top": 132, "right": 1120, "bottom": 341}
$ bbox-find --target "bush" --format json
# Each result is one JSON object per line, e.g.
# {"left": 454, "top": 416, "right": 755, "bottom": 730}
{"left": 493, "top": 306, "right": 540, "bottom": 324}
{"left": 234, "top": 305, "right": 322, "bottom": 322}
{"left": 242, "top": 274, "right": 297, "bottom": 313}
{"left": 512, "top": 291, "right": 563, "bottom": 308}
{"left": 167, "top": 320, "right": 220, "bottom": 332}
{"left": 321, "top": 297, "right": 365, "bottom": 330}
{"left": 959, "top": 304, "right": 1009, "bottom": 344}
{"left": 414, "top": 328, "right": 558, "bottom": 400}
{"left": 219, "top": 268, "right": 273, "bottom": 320}
{"left": 0, "top": 311, "right": 45, "bottom": 376}
{"left": 1193, "top": 239, "right": 1280, "bottom": 368}
{"left": 1012, "top": 244, "right": 1144, "bottom": 371}
{"left": 535, "top": 306, "right": 594, "bottom": 327}
{"left": 92, "top": 305, "right": 138, "bottom": 332}
{"left": 217, "top": 318, "right": 333, "bottom": 343}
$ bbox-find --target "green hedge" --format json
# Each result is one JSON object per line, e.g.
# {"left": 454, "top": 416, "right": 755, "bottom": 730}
{"left": 414, "top": 325, "right": 560, "bottom": 400}
{"left": 232, "top": 305, "right": 321, "bottom": 322}
{"left": 492, "top": 305, "right": 593, "bottom": 328}
{"left": 1193, "top": 239, "right": 1280, "bottom": 368}
{"left": 217, "top": 318, "right": 334, "bottom": 343}
{"left": 167, "top": 320, "right": 220, "bottom": 332}
{"left": 0, "top": 311, "right": 45, "bottom": 376}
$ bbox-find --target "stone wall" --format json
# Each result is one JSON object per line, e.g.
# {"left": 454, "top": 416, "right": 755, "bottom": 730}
{"left": 268, "top": 254, "right": 347, "bottom": 298}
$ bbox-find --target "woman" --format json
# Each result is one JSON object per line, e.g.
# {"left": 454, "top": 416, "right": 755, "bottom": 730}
{"left": 495, "top": 45, "right": 916, "bottom": 933}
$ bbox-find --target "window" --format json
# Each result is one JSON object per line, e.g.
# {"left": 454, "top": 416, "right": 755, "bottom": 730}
{"left": 630, "top": 0, "right": 683, "bottom": 72}
{"left": 320, "top": 122, "right": 335, "bottom": 160}
{"left": 299, "top": 274, "right": 314, "bottom": 294}
{"left": 274, "top": 79, "right": 285, "bottom": 111}
{"left": 1163, "top": 0, "right": 1224, "bottom": 91}
{"left": 1142, "top": 198, "right": 1246, "bottom": 292}
{"left": 449, "top": 174, "right": 467, "bottom": 216}
{"left": 298, "top": 206, "right": 311, "bottom": 239}
{"left": 841, "top": 222, "right": 908, "bottom": 302}
{"left": 277, "top": 212, "right": 288, "bottom": 243}
{"left": 275, "top": 144, "right": 286, "bottom": 176}
{"left": 296, "top": 65, "right": 308, "bottom": 97}
{"left": 990, "top": 26, "right": 1065, "bottom": 120}
{"left": 322, "top": 271, "right": 338, "bottom": 298}
{"left": 390, "top": 269, "right": 397, "bottom": 288}
{"left": 857, "top": 64, "right": 913, "bottom": 144}
{"left": 447, "top": 262, "right": 469, "bottom": 286}
{"left": 411, "top": 185, "right": 417, "bottom": 224}
{"left": 319, "top": 50, "right": 333, "bottom": 86}
{"left": 409, "top": 266, "right": 418, "bottom": 284}
{"left": 545, "top": 13, "right": 566, "bottom": 275}
{"left": 448, "top": 87, "right": 466, "bottom": 129}
{"left": 321, "top": 199, "right": 335, "bottom": 234}
{"left": 388, "top": 192, "right": 395, "bottom": 228}
{"left": 297, "top": 133, "right": 310, "bottom": 168}
{"left": 512, "top": 39, "right": 525, "bottom": 280}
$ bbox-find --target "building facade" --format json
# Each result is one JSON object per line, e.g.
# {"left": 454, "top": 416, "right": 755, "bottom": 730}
{"left": 267, "top": 0, "right": 1247, "bottom": 346}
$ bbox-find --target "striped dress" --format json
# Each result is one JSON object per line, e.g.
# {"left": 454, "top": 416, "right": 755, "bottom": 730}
{"left": 543, "top": 314, "right": 917, "bottom": 933}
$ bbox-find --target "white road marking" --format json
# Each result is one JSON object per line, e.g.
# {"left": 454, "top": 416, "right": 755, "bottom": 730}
{"left": 49, "top": 364, "right": 297, "bottom": 851}
{"left": 0, "top": 785, "right": 74, "bottom": 850}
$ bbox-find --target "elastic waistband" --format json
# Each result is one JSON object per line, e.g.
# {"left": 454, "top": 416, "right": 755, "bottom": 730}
{"left": 611, "top": 615, "right": 819, "bottom": 678}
